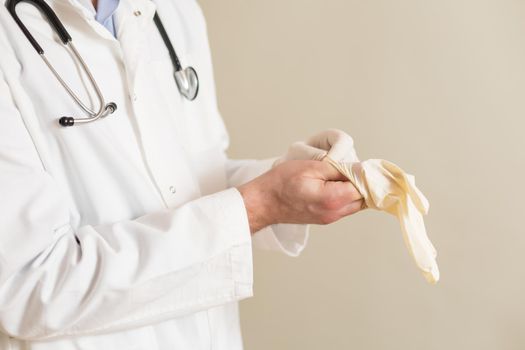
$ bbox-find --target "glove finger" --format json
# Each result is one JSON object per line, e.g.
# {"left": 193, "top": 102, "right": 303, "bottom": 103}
{"left": 307, "top": 129, "right": 359, "bottom": 162}
{"left": 380, "top": 160, "right": 429, "bottom": 214}
{"left": 306, "top": 129, "right": 349, "bottom": 150}
{"left": 287, "top": 141, "right": 327, "bottom": 161}
{"left": 406, "top": 175, "right": 430, "bottom": 214}
{"left": 328, "top": 144, "right": 359, "bottom": 163}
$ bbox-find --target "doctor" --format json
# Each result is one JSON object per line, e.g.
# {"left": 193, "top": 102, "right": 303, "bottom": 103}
{"left": 0, "top": 0, "right": 364, "bottom": 348}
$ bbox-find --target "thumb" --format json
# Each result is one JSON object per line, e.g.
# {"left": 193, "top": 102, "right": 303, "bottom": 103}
{"left": 317, "top": 159, "right": 349, "bottom": 182}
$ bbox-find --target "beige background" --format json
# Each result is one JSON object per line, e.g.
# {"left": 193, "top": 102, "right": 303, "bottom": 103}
{"left": 198, "top": 1, "right": 525, "bottom": 349}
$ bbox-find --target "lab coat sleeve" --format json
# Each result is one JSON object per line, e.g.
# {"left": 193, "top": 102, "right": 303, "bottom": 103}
{"left": 0, "top": 72, "right": 253, "bottom": 340}
{"left": 225, "top": 157, "right": 310, "bottom": 257}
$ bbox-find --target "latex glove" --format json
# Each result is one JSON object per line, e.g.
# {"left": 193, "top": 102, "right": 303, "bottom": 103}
{"left": 323, "top": 156, "right": 439, "bottom": 284}
{"left": 273, "top": 129, "right": 359, "bottom": 167}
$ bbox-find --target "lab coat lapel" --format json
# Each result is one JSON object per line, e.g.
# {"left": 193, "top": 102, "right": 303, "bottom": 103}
{"left": 51, "top": 0, "right": 119, "bottom": 41}
{"left": 114, "top": 0, "right": 156, "bottom": 90}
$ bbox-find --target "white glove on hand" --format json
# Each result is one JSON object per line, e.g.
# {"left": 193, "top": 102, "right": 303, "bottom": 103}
{"left": 276, "top": 128, "right": 439, "bottom": 284}
{"left": 273, "top": 129, "right": 359, "bottom": 167}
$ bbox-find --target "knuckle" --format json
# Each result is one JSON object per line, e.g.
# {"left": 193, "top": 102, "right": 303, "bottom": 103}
{"left": 320, "top": 194, "right": 340, "bottom": 211}
{"left": 308, "top": 159, "right": 325, "bottom": 172}
{"left": 319, "top": 196, "right": 333, "bottom": 209}
{"left": 295, "top": 179, "right": 313, "bottom": 198}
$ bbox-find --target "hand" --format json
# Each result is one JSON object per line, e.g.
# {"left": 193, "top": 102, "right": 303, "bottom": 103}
{"left": 273, "top": 129, "right": 359, "bottom": 167}
{"left": 237, "top": 160, "right": 364, "bottom": 234}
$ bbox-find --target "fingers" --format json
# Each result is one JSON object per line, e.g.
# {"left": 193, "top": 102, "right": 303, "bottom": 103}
{"left": 316, "top": 161, "right": 349, "bottom": 182}
{"left": 323, "top": 179, "right": 363, "bottom": 202}
{"left": 317, "top": 197, "right": 364, "bottom": 225}
{"left": 340, "top": 199, "right": 365, "bottom": 217}
{"left": 272, "top": 158, "right": 366, "bottom": 226}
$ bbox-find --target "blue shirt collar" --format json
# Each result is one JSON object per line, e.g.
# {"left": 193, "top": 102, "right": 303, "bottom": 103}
{"left": 94, "top": 0, "right": 120, "bottom": 37}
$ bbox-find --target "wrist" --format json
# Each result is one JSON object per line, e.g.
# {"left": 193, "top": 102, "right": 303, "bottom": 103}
{"left": 237, "top": 177, "right": 276, "bottom": 235}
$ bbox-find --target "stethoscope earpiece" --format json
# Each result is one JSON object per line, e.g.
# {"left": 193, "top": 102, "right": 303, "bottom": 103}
{"left": 59, "top": 116, "right": 75, "bottom": 127}
{"left": 106, "top": 102, "right": 117, "bottom": 114}
{"left": 58, "top": 102, "right": 117, "bottom": 127}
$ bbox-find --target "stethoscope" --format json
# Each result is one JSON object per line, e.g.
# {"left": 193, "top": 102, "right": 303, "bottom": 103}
{"left": 6, "top": 0, "right": 199, "bottom": 127}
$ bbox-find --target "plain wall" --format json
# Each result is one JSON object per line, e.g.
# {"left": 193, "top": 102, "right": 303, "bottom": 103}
{"left": 197, "top": 1, "right": 525, "bottom": 349}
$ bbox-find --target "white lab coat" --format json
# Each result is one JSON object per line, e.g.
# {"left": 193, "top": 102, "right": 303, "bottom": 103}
{"left": 0, "top": 0, "right": 309, "bottom": 347}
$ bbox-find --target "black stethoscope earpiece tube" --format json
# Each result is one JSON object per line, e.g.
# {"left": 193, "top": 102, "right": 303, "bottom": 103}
{"left": 7, "top": 0, "right": 72, "bottom": 54}
{"left": 153, "top": 12, "right": 181, "bottom": 71}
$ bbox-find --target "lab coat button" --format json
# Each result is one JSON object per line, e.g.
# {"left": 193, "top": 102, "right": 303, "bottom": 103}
{"left": 169, "top": 186, "right": 176, "bottom": 194}
{"left": 134, "top": 10, "right": 142, "bottom": 16}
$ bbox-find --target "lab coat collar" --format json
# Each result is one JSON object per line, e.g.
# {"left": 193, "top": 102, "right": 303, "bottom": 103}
{"left": 74, "top": 0, "right": 95, "bottom": 15}
{"left": 114, "top": 0, "right": 156, "bottom": 41}
{"left": 49, "top": 0, "right": 116, "bottom": 41}
{"left": 53, "top": 0, "right": 95, "bottom": 19}
{"left": 114, "top": 0, "right": 156, "bottom": 88}
{"left": 50, "top": 0, "right": 156, "bottom": 43}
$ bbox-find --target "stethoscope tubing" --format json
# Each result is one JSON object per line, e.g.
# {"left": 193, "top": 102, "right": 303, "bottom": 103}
{"left": 153, "top": 12, "right": 182, "bottom": 72}
{"left": 5, "top": 0, "right": 198, "bottom": 126}
{"left": 6, "top": 0, "right": 72, "bottom": 53}
{"left": 7, "top": 0, "right": 116, "bottom": 126}
{"left": 42, "top": 42, "right": 107, "bottom": 118}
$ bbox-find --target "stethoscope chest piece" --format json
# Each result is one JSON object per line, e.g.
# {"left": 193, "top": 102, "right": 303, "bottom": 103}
{"left": 174, "top": 66, "right": 199, "bottom": 101}
{"left": 153, "top": 12, "right": 199, "bottom": 101}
